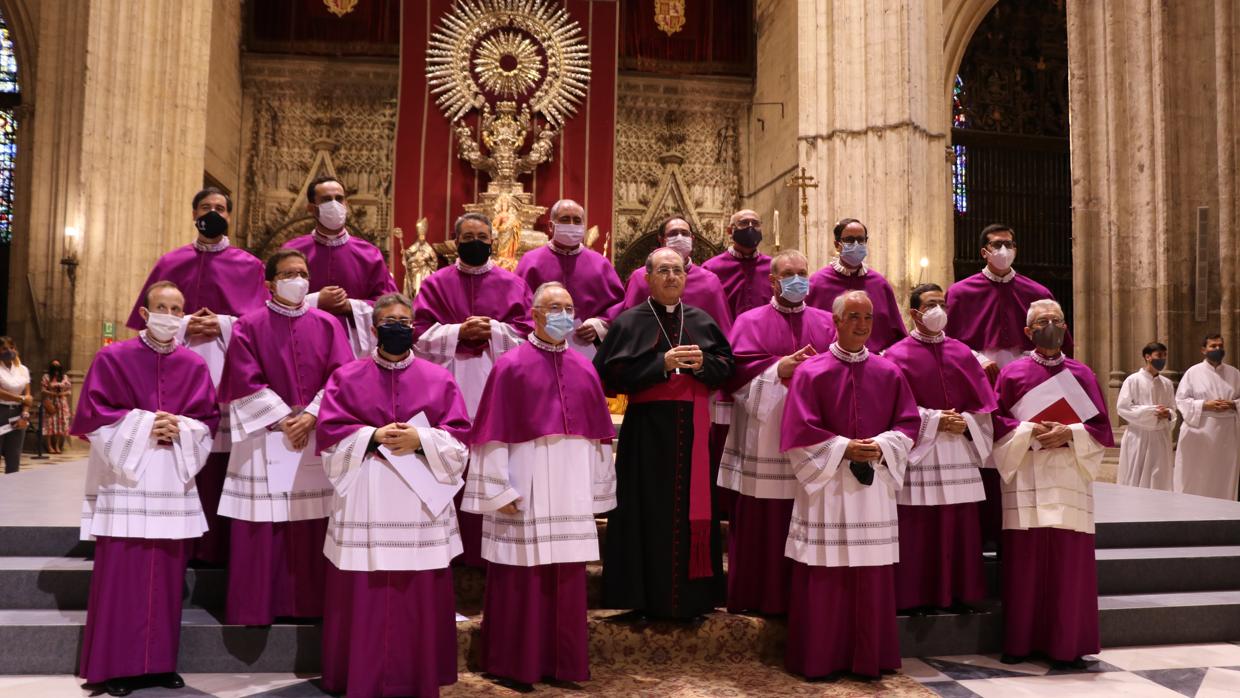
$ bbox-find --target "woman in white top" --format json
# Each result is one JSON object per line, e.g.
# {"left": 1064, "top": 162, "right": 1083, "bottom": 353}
{"left": 0, "top": 337, "right": 32, "bottom": 473}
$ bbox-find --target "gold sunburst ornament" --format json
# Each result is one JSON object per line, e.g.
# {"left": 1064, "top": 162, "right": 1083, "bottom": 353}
{"left": 474, "top": 31, "right": 544, "bottom": 98}
{"left": 426, "top": 0, "right": 591, "bottom": 128}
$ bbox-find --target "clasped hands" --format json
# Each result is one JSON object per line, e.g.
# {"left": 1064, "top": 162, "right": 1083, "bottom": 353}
{"left": 152, "top": 411, "right": 181, "bottom": 443}
{"left": 777, "top": 344, "right": 818, "bottom": 379}
{"left": 374, "top": 422, "right": 422, "bottom": 455}
{"left": 937, "top": 409, "right": 969, "bottom": 434}
{"left": 664, "top": 344, "right": 704, "bottom": 372}
{"left": 185, "top": 308, "right": 219, "bottom": 340}
{"left": 1031, "top": 420, "right": 1073, "bottom": 448}
{"left": 317, "top": 286, "right": 351, "bottom": 315}
{"left": 1204, "top": 399, "right": 1237, "bottom": 413}
{"left": 459, "top": 316, "right": 493, "bottom": 342}
{"left": 281, "top": 412, "right": 317, "bottom": 450}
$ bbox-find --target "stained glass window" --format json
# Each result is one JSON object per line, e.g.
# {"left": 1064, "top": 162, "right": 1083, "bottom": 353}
{"left": 0, "top": 11, "right": 19, "bottom": 245}
{"left": 951, "top": 75, "right": 968, "bottom": 215}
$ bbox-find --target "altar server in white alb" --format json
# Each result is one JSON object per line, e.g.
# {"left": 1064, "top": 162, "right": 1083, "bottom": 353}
{"left": 73, "top": 281, "right": 219, "bottom": 697}
{"left": 717, "top": 250, "right": 835, "bottom": 615}
{"left": 463, "top": 282, "right": 617, "bottom": 688}
{"left": 990, "top": 299, "right": 1113, "bottom": 668}
{"left": 315, "top": 293, "right": 472, "bottom": 698}
{"left": 216, "top": 250, "right": 354, "bottom": 626}
{"left": 1174, "top": 333, "right": 1240, "bottom": 500}
{"left": 1116, "top": 342, "right": 1177, "bottom": 491}
{"left": 779, "top": 290, "right": 919, "bottom": 679}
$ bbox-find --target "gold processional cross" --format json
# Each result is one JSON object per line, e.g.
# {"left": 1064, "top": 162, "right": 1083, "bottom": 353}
{"left": 785, "top": 167, "right": 818, "bottom": 253}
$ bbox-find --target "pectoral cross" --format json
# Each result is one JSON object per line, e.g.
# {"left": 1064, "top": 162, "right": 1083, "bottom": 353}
{"left": 785, "top": 167, "right": 818, "bottom": 252}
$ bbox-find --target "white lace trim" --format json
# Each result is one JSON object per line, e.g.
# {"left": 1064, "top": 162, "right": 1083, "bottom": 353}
{"left": 193, "top": 236, "right": 230, "bottom": 253}
{"left": 829, "top": 342, "right": 869, "bottom": 363}
{"left": 982, "top": 266, "right": 1016, "bottom": 283}
{"left": 549, "top": 242, "right": 584, "bottom": 257}
{"left": 771, "top": 298, "right": 806, "bottom": 314}
{"left": 139, "top": 331, "right": 177, "bottom": 354}
{"left": 830, "top": 258, "right": 869, "bottom": 276}
{"left": 312, "top": 229, "right": 350, "bottom": 247}
{"left": 455, "top": 259, "right": 495, "bottom": 275}
{"left": 1030, "top": 351, "right": 1065, "bottom": 367}
{"left": 371, "top": 348, "right": 414, "bottom": 370}
{"left": 528, "top": 333, "right": 568, "bottom": 352}
{"left": 911, "top": 328, "right": 945, "bottom": 344}
{"left": 266, "top": 300, "right": 308, "bottom": 317}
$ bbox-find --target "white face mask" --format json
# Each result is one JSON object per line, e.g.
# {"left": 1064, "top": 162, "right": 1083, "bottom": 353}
{"left": 315, "top": 200, "right": 348, "bottom": 231}
{"left": 986, "top": 246, "right": 1015, "bottom": 271}
{"left": 276, "top": 277, "right": 310, "bottom": 306}
{"left": 665, "top": 235, "right": 692, "bottom": 259}
{"left": 145, "top": 312, "right": 182, "bottom": 343}
{"left": 552, "top": 222, "right": 586, "bottom": 247}
{"left": 919, "top": 305, "right": 948, "bottom": 333}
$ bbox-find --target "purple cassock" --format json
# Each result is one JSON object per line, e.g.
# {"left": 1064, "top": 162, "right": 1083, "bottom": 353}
{"left": 805, "top": 265, "right": 907, "bottom": 352}
{"left": 216, "top": 302, "right": 354, "bottom": 625}
{"left": 883, "top": 334, "right": 997, "bottom": 610}
{"left": 993, "top": 355, "right": 1113, "bottom": 662}
{"left": 702, "top": 249, "right": 773, "bottom": 319}
{"left": 283, "top": 230, "right": 397, "bottom": 302}
{"left": 779, "top": 349, "right": 920, "bottom": 679}
{"left": 469, "top": 339, "right": 614, "bottom": 685}
{"left": 722, "top": 302, "right": 835, "bottom": 615}
{"left": 71, "top": 337, "right": 219, "bottom": 685}
{"left": 607, "top": 262, "right": 734, "bottom": 335}
{"left": 945, "top": 270, "right": 1074, "bottom": 356}
{"left": 413, "top": 264, "right": 535, "bottom": 356}
{"left": 315, "top": 355, "right": 471, "bottom": 698}
{"left": 125, "top": 238, "right": 267, "bottom": 564}
{"left": 515, "top": 244, "right": 624, "bottom": 322}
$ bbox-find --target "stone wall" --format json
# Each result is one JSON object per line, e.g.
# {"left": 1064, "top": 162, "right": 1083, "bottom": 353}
{"left": 205, "top": 0, "right": 244, "bottom": 196}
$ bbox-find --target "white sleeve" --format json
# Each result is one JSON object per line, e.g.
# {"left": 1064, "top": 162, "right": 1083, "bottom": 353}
{"left": 735, "top": 363, "right": 786, "bottom": 425}
{"left": 488, "top": 319, "right": 526, "bottom": 357}
{"left": 872, "top": 429, "right": 915, "bottom": 489}
{"left": 228, "top": 387, "right": 293, "bottom": 441}
{"left": 992, "top": 421, "right": 1036, "bottom": 483}
{"left": 321, "top": 426, "right": 375, "bottom": 498}
{"left": 412, "top": 322, "right": 461, "bottom": 365}
{"left": 786, "top": 435, "right": 850, "bottom": 496}
{"left": 1068, "top": 422, "right": 1106, "bottom": 482}
{"left": 907, "top": 406, "right": 942, "bottom": 465}
{"left": 303, "top": 389, "right": 326, "bottom": 419}
{"left": 1175, "top": 373, "right": 1208, "bottom": 429}
{"left": 962, "top": 411, "right": 994, "bottom": 463}
{"left": 592, "top": 441, "right": 617, "bottom": 513}
{"left": 93, "top": 410, "right": 156, "bottom": 480}
{"left": 583, "top": 317, "right": 609, "bottom": 341}
{"left": 461, "top": 441, "right": 520, "bottom": 514}
{"left": 413, "top": 426, "right": 469, "bottom": 484}
{"left": 346, "top": 299, "right": 376, "bottom": 358}
{"left": 1117, "top": 377, "right": 1164, "bottom": 430}
{"left": 171, "top": 416, "right": 213, "bottom": 484}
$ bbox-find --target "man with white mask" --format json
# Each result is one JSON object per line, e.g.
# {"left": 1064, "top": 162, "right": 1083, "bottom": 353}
{"left": 216, "top": 250, "right": 354, "bottom": 626}
{"left": 515, "top": 199, "right": 624, "bottom": 359}
{"left": 283, "top": 175, "right": 398, "bottom": 358}
{"left": 805, "top": 218, "right": 907, "bottom": 353}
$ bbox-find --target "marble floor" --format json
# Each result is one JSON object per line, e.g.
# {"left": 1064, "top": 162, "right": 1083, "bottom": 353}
{"left": 2, "top": 644, "right": 1239, "bottom": 697}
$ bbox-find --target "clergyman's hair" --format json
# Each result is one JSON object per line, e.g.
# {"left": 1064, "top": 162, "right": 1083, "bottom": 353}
{"left": 656, "top": 214, "right": 693, "bottom": 239}
{"left": 769, "top": 249, "right": 807, "bottom": 276}
{"left": 548, "top": 199, "right": 582, "bottom": 222}
{"left": 145, "top": 280, "right": 182, "bottom": 308}
{"left": 1203, "top": 332, "right": 1224, "bottom": 347}
{"left": 453, "top": 212, "right": 493, "bottom": 238}
{"left": 1141, "top": 342, "right": 1168, "bottom": 357}
{"left": 192, "top": 187, "right": 233, "bottom": 213}
{"left": 372, "top": 293, "right": 413, "bottom": 324}
{"left": 265, "top": 249, "right": 308, "bottom": 281}
{"left": 1026, "top": 299, "right": 1063, "bottom": 326}
{"left": 306, "top": 176, "right": 344, "bottom": 204}
{"left": 831, "top": 289, "right": 871, "bottom": 318}
{"left": 645, "top": 247, "right": 683, "bottom": 275}
{"left": 832, "top": 218, "right": 868, "bottom": 242}
{"left": 533, "top": 281, "right": 569, "bottom": 307}
{"left": 909, "top": 283, "right": 944, "bottom": 311}
{"left": 980, "top": 223, "right": 1015, "bottom": 248}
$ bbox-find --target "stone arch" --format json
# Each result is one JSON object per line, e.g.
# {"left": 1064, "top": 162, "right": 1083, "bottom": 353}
{"left": 942, "top": 0, "right": 999, "bottom": 110}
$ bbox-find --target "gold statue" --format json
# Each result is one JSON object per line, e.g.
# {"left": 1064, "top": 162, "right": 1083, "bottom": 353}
{"left": 401, "top": 219, "right": 439, "bottom": 297}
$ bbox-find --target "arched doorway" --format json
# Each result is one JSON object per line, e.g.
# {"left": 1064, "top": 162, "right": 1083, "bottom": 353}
{"left": 0, "top": 8, "right": 20, "bottom": 334}
{"left": 950, "top": 0, "right": 1072, "bottom": 324}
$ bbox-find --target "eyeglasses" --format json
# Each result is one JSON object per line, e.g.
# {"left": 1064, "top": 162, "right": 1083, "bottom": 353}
{"left": 536, "top": 304, "right": 575, "bottom": 315}
{"left": 275, "top": 271, "right": 309, "bottom": 280}
{"left": 652, "top": 266, "right": 686, "bottom": 277}
{"left": 1030, "top": 318, "right": 1066, "bottom": 329}
{"left": 840, "top": 236, "right": 868, "bottom": 244}
{"left": 378, "top": 319, "right": 413, "bottom": 328}
{"left": 987, "top": 240, "right": 1016, "bottom": 249}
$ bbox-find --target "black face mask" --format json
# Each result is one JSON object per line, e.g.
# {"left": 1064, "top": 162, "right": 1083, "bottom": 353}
{"left": 1207, "top": 348, "right": 1226, "bottom": 364}
{"left": 731, "top": 225, "right": 762, "bottom": 249}
{"left": 195, "top": 210, "right": 229, "bottom": 239}
{"left": 457, "top": 239, "right": 493, "bottom": 267}
{"left": 1032, "top": 323, "right": 1066, "bottom": 351}
{"left": 377, "top": 323, "right": 414, "bottom": 356}
{"left": 1150, "top": 358, "right": 1167, "bottom": 371}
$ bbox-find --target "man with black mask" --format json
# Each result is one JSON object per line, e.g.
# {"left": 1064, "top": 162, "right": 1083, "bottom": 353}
{"left": 702, "top": 209, "right": 773, "bottom": 319}
{"left": 124, "top": 187, "right": 268, "bottom": 565}
{"left": 1174, "top": 333, "right": 1240, "bottom": 499}
{"left": 410, "top": 212, "right": 532, "bottom": 567}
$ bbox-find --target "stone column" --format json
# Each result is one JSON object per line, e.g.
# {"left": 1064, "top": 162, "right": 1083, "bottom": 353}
{"left": 8, "top": 0, "right": 214, "bottom": 374}
{"left": 792, "top": 0, "right": 953, "bottom": 307}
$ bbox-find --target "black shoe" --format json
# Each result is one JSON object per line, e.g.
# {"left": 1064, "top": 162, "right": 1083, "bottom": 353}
{"left": 102, "top": 678, "right": 133, "bottom": 697}
{"left": 483, "top": 673, "right": 535, "bottom": 693}
{"left": 999, "top": 653, "right": 1027, "bottom": 665}
{"left": 156, "top": 672, "right": 185, "bottom": 689}
{"left": 900, "top": 607, "right": 928, "bottom": 617}
{"left": 945, "top": 603, "right": 980, "bottom": 615}
{"left": 1051, "top": 657, "right": 1090, "bottom": 671}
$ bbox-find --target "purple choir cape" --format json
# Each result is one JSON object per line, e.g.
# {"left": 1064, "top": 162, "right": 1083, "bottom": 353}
{"left": 515, "top": 244, "right": 624, "bottom": 322}
{"left": 608, "top": 262, "right": 734, "bottom": 335}
{"left": 992, "top": 356, "right": 1114, "bottom": 448}
{"left": 468, "top": 340, "right": 614, "bottom": 445}
{"left": 805, "top": 266, "right": 907, "bottom": 352}
{"left": 945, "top": 271, "right": 1074, "bottom": 355}
{"left": 218, "top": 304, "right": 354, "bottom": 409}
{"left": 882, "top": 335, "right": 997, "bottom": 415}
{"left": 413, "top": 264, "right": 534, "bottom": 357}
{"left": 316, "top": 355, "right": 471, "bottom": 456}
{"left": 125, "top": 242, "right": 268, "bottom": 330}
{"left": 780, "top": 351, "right": 920, "bottom": 452}
{"left": 283, "top": 231, "right": 398, "bottom": 302}
{"left": 702, "top": 250, "right": 773, "bottom": 319}
{"left": 725, "top": 302, "right": 836, "bottom": 395}
{"left": 72, "top": 337, "right": 219, "bottom": 439}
